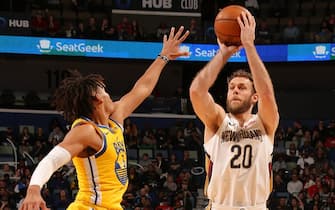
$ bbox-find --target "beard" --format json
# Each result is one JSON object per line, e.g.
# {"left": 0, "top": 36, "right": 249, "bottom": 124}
{"left": 226, "top": 97, "right": 253, "bottom": 115}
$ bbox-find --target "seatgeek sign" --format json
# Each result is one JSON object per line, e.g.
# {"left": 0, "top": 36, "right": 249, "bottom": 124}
{"left": 0, "top": 35, "right": 334, "bottom": 62}
{"left": 36, "top": 39, "right": 103, "bottom": 54}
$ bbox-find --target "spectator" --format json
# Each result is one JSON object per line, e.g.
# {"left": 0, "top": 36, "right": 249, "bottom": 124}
{"left": 75, "top": 21, "right": 86, "bottom": 38}
{"left": 117, "top": 17, "right": 132, "bottom": 40}
{"left": 86, "top": 16, "right": 98, "bottom": 39}
{"left": 155, "top": 196, "right": 173, "bottom": 210}
{"left": 106, "top": 25, "right": 119, "bottom": 40}
{"left": 35, "top": 127, "right": 47, "bottom": 142}
{"left": 152, "top": 152, "right": 168, "bottom": 174}
{"left": 139, "top": 153, "right": 152, "bottom": 172}
{"left": 274, "top": 128, "right": 287, "bottom": 155}
{"left": 163, "top": 174, "right": 178, "bottom": 192}
{"left": 256, "top": 18, "right": 272, "bottom": 44}
{"left": 167, "top": 153, "right": 181, "bottom": 177}
{"left": 0, "top": 164, "right": 14, "bottom": 178}
{"left": 48, "top": 171, "right": 70, "bottom": 194}
{"left": 273, "top": 154, "right": 287, "bottom": 173}
{"left": 181, "top": 151, "right": 196, "bottom": 172}
{"left": 156, "top": 22, "right": 169, "bottom": 40}
{"left": 130, "top": 20, "right": 143, "bottom": 41}
{"left": 18, "top": 127, "right": 33, "bottom": 155}
{"left": 287, "top": 173, "right": 303, "bottom": 197}
{"left": 1, "top": 127, "right": 16, "bottom": 143}
{"left": 122, "top": 183, "right": 137, "bottom": 209}
{"left": 200, "top": 0, "right": 217, "bottom": 42}
{"left": 31, "top": 140, "right": 49, "bottom": 162}
{"left": 314, "top": 20, "right": 332, "bottom": 43}
{"left": 244, "top": 0, "right": 259, "bottom": 17}
{"left": 297, "top": 149, "right": 314, "bottom": 171}
{"left": 48, "top": 125, "right": 64, "bottom": 144}
{"left": 288, "top": 196, "right": 303, "bottom": 210}
{"left": 183, "top": 120, "right": 201, "bottom": 139}
{"left": 178, "top": 180, "right": 194, "bottom": 210}
{"left": 63, "top": 21, "right": 76, "bottom": 38}
{"left": 156, "top": 128, "right": 171, "bottom": 149}
{"left": 325, "top": 133, "right": 335, "bottom": 168}
{"left": 273, "top": 173, "right": 288, "bottom": 198}
{"left": 188, "top": 18, "right": 201, "bottom": 42}
{"left": 128, "top": 167, "right": 141, "bottom": 187}
{"left": 99, "top": 17, "right": 113, "bottom": 40}
{"left": 124, "top": 118, "right": 139, "bottom": 149}
{"left": 19, "top": 126, "right": 33, "bottom": 148}
{"left": 53, "top": 189, "right": 71, "bottom": 210}
{"left": 282, "top": 18, "right": 301, "bottom": 43}
{"left": 141, "top": 129, "right": 157, "bottom": 148}
{"left": 286, "top": 142, "right": 299, "bottom": 170}
{"left": 46, "top": 14, "right": 60, "bottom": 37}
{"left": 174, "top": 129, "right": 186, "bottom": 150}
{"left": 99, "top": 18, "right": 119, "bottom": 40}
{"left": 31, "top": 10, "right": 47, "bottom": 35}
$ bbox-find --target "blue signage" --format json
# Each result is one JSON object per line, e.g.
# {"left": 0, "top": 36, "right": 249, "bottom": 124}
{"left": 0, "top": 35, "right": 333, "bottom": 62}
{"left": 288, "top": 44, "right": 331, "bottom": 61}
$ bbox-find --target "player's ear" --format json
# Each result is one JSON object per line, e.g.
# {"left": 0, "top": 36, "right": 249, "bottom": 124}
{"left": 92, "top": 91, "right": 104, "bottom": 104}
{"left": 252, "top": 93, "right": 258, "bottom": 103}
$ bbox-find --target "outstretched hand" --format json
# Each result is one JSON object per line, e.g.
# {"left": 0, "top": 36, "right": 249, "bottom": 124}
{"left": 160, "top": 26, "right": 190, "bottom": 60}
{"left": 19, "top": 186, "right": 50, "bottom": 210}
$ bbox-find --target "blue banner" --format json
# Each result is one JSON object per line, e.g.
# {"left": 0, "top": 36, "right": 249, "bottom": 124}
{"left": 0, "top": 35, "right": 333, "bottom": 62}
{"left": 288, "top": 43, "right": 331, "bottom": 61}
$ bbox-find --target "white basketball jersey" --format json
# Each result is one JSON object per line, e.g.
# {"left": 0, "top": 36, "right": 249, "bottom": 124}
{"left": 204, "top": 114, "right": 273, "bottom": 208}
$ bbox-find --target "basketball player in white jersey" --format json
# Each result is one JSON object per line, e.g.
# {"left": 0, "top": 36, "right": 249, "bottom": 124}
{"left": 189, "top": 11, "right": 279, "bottom": 210}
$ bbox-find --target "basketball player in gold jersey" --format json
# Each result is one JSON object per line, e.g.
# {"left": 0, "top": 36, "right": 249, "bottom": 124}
{"left": 19, "top": 26, "right": 189, "bottom": 210}
{"left": 189, "top": 12, "right": 279, "bottom": 210}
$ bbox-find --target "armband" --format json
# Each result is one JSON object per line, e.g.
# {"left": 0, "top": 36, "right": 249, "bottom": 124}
{"left": 29, "top": 146, "right": 71, "bottom": 189}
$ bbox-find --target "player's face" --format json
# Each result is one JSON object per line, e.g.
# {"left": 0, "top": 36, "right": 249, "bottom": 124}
{"left": 95, "top": 85, "right": 115, "bottom": 113}
{"left": 226, "top": 77, "right": 256, "bottom": 114}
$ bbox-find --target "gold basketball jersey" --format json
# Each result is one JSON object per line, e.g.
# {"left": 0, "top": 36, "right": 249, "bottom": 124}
{"left": 69, "top": 117, "right": 128, "bottom": 209}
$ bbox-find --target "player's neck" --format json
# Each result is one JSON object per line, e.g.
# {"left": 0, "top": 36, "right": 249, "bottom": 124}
{"left": 91, "top": 110, "right": 110, "bottom": 126}
{"left": 229, "top": 112, "right": 253, "bottom": 127}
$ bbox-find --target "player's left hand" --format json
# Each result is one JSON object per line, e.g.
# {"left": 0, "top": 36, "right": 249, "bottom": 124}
{"left": 160, "top": 26, "right": 190, "bottom": 60}
{"left": 238, "top": 11, "right": 256, "bottom": 47}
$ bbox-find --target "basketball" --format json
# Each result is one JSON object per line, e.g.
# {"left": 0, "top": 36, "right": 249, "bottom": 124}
{"left": 214, "top": 5, "right": 250, "bottom": 46}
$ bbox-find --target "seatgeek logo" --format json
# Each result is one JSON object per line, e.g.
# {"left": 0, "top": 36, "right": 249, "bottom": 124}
{"left": 312, "top": 45, "right": 329, "bottom": 59}
{"left": 193, "top": 46, "right": 241, "bottom": 58}
{"left": 37, "top": 39, "right": 104, "bottom": 54}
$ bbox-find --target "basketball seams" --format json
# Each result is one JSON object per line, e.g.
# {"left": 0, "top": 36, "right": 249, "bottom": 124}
{"left": 214, "top": 4, "right": 248, "bottom": 46}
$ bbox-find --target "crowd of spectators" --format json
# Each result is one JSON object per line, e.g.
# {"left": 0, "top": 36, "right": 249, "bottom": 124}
{"left": 2, "top": 0, "right": 335, "bottom": 44}
{"left": 1, "top": 117, "right": 335, "bottom": 209}
{"left": 0, "top": 118, "right": 206, "bottom": 210}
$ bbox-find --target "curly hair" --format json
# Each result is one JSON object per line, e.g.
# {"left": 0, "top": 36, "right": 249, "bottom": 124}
{"left": 52, "top": 71, "right": 105, "bottom": 122}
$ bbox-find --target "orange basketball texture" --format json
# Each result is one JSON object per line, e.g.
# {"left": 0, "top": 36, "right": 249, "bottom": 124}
{"left": 214, "top": 5, "right": 250, "bottom": 46}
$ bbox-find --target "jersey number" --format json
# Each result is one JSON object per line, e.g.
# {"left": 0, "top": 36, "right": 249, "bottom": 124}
{"left": 230, "top": 144, "right": 252, "bottom": 168}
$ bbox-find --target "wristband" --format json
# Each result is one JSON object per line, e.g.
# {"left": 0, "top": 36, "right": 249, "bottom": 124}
{"left": 157, "top": 54, "right": 169, "bottom": 64}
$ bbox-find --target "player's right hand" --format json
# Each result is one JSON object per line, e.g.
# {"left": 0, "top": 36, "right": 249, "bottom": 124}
{"left": 217, "top": 38, "right": 242, "bottom": 56}
{"left": 19, "top": 186, "right": 50, "bottom": 210}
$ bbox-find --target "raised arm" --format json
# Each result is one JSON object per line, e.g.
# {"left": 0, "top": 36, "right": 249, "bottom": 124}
{"left": 238, "top": 11, "right": 279, "bottom": 137}
{"left": 189, "top": 42, "right": 241, "bottom": 137}
{"left": 112, "top": 26, "right": 189, "bottom": 123}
